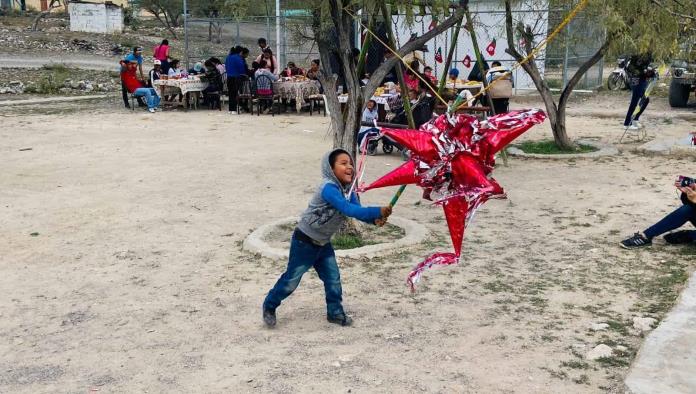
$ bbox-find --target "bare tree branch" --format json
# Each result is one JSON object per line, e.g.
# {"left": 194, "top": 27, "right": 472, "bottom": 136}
{"left": 363, "top": 6, "right": 466, "bottom": 103}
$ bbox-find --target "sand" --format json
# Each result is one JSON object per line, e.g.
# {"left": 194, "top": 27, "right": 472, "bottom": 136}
{"left": 1, "top": 94, "right": 695, "bottom": 393}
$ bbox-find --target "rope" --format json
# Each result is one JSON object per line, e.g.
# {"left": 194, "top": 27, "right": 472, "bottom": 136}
{"left": 343, "top": 0, "right": 590, "bottom": 113}
{"left": 458, "top": 0, "right": 591, "bottom": 110}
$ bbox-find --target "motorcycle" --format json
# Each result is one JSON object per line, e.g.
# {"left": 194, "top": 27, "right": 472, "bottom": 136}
{"left": 607, "top": 56, "right": 630, "bottom": 91}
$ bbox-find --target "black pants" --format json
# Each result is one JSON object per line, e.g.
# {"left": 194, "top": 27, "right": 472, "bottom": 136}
{"left": 227, "top": 76, "right": 240, "bottom": 111}
{"left": 624, "top": 80, "right": 648, "bottom": 126}
{"left": 492, "top": 98, "right": 509, "bottom": 114}
{"left": 121, "top": 80, "right": 145, "bottom": 108}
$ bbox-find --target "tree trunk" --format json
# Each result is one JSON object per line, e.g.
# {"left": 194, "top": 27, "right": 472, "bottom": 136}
{"left": 503, "top": 0, "right": 575, "bottom": 150}
{"left": 31, "top": 0, "right": 60, "bottom": 31}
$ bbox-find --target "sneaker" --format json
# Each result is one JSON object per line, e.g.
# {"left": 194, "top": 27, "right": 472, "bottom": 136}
{"left": 620, "top": 232, "right": 652, "bottom": 249}
{"left": 230, "top": 111, "right": 238, "bottom": 115}
{"left": 148, "top": 108, "right": 155, "bottom": 113}
{"left": 664, "top": 230, "right": 695, "bottom": 245}
{"left": 625, "top": 124, "right": 639, "bottom": 131}
{"left": 327, "top": 313, "right": 353, "bottom": 327}
{"left": 633, "top": 121, "right": 643, "bottom": 129}
{"left": 263, "top": 308, "right": 276, "bottom": 327}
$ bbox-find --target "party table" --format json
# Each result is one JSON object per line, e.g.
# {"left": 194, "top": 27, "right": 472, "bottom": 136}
{"left": 273, "top": 79, "right": 321, "bottom": 112}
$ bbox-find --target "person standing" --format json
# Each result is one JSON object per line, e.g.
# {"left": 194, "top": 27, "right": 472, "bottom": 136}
{"left": 153, "top": 39, "right": 170, "bottom": 74}
{"left": 623, "top": 53, "right": 654, "bottom": 131}
{"left": 255, "top": 37, "right": 269, "bottom": 62}
{"left": 485, "top": 61, "right": 514, "bottom": 114}
{"left": 225, "top": 47, "right": 246, "bottom": 114}
{"left": 125, "top": 46, "right": 145, "bottom": 81}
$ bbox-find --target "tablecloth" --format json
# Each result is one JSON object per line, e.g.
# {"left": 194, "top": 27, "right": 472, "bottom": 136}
{"left": 154, "top": 78, "right": 209, "bottom": 96}
{"left": 273, "top": 80, "right": 321, "bottom": 112}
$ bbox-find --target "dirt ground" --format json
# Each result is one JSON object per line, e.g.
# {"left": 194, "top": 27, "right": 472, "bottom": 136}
{"left": 1, "top": 92, "right": 695, "bottom": 393}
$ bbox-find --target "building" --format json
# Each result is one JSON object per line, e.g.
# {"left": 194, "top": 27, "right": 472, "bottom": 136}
{"left": 2, "top": 0, "right": 127, "bottom": 12}
{"left": 69, "top": 1, "right": 124, "bottom": 34}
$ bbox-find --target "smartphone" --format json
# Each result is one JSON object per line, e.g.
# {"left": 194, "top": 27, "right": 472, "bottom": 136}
{"left": 678, "top": 176, "right": 695, "bottom": 187}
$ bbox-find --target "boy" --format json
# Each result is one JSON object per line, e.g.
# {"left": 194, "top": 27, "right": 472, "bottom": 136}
{"left": 262, "top": 149, "right": 391, "bottom": 327}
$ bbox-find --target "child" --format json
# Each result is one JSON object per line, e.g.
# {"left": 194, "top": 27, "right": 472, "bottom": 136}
{"left": 262, "top": 149, "right": 392, "bottom": 327}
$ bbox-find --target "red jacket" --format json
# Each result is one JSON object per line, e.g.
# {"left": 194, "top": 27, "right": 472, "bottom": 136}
{"left": 121, "top": 62, "right": 143, "bottom": 93}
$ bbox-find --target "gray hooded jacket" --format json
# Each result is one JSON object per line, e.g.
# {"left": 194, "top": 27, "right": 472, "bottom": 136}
{"left": 296, "top": 149, "right": 382, "bottom": 245}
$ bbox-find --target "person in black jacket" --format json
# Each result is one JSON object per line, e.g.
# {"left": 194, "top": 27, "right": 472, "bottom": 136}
{"left": 623, "top": 52, "right": 654, "bottom": 130}
{"left": 620, "top": 177, "right": 696, "bottom": 248}
{"left": 201, "top": 59, "right": 223, "bottom": 106}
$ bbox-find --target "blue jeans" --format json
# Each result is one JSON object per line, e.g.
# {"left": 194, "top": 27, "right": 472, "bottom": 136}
{"left": 624, "top": 79, "right": 648, "bottom": 126}
{"left": 133, "top": 88, "right": 161, "bottom": 110}
{"left": 644, "top": 203, "right": 696, "bottom": 240}
{"left": 263, "top": 231, "right": 345, "bottom": 317}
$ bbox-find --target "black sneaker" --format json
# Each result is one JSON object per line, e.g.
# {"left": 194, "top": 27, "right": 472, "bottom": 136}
{"left": 620, "top": 232, "right": 652, "bottom": 249}
{"left": 664, "top": 230, "right": 696, "bottom": 245}
{"left": 327, "top": 314, "right": 353, "bottom": 327}
{"left": 263, "top": 308, "right": 276, "bottom": 328}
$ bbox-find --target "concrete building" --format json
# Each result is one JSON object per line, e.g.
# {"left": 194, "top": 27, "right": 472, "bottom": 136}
{"left": 2, "top": 0, "right": 126, "bottom": 12}
{"left": 68, "top": 1, "right": 124, "bottom": 34}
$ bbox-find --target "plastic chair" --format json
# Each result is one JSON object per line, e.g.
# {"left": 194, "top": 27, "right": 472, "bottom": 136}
{"left": 253, "top": 74, "right": 280, "bottom": 116}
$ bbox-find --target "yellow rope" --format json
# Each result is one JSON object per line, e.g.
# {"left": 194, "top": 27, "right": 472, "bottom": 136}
{"left": 461, "top": 0, "right": 591, "bottom": 110}
{"left": 343, "top": 0, "right": 590, "bottom": 113}
{"left": 344, "top": 7, "right": 449, "bottom": 106}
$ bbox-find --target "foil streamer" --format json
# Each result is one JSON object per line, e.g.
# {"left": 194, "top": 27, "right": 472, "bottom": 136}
{"left": 361, "top": 109, "right": 547, "bottom": 289}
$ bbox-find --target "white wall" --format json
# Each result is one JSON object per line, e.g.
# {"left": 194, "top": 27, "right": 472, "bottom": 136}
{"left": 388, "top": 0, "right": 549, "bottom": 92}
{"left": 105, "top": 5, "right": 124, "bottom": 33}
{"left": 69, "top": 3, "right": 123, "bottom": 34}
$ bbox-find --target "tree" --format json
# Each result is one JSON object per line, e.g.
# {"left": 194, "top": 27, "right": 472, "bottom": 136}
{"left": 141, "top": 0, "right": 183, "bottom": 38}
{"left": 503, "top": 0, "right": 682, "bottom": 149}
{"left": 31, "top": 0, "right": 62, "bottom": 31}
{"left": 308, "top": 0, "right": 464, "bottom": 159}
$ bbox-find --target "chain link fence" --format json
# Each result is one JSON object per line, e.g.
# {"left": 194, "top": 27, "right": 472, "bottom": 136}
{"left": 544, "top": 6, "right": 606, "bottom": 90}
{"left": 183, "top": 4, "right": 604, "bottom": 91}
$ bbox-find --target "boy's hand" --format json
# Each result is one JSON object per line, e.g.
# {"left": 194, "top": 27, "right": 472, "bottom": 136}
{"left": 375, "top": 218, "right": 387, "bottom": 227}
{"left": 380, "top": 206, "right": 392, "bottom": 218}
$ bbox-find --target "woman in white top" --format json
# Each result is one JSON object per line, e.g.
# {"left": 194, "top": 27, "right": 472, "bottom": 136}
{"left": 167, "top": 59, "right": 182, "bottom": 78}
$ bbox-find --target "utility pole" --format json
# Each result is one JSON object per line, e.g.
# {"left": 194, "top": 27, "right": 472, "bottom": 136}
{"left": 183, "top": 0, "right": 189, "bottom": 69}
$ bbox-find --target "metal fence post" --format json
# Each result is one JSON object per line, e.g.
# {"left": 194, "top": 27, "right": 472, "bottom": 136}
{"left": 183, "top": 0, "right": 189, "bottom": 69}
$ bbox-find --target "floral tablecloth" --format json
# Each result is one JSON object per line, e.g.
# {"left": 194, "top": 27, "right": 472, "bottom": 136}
{"left": 273, "top": 80, "right": 321, "bottom": 112}
{"left": 154, "top": 78, "right": 209, "bottom": 96}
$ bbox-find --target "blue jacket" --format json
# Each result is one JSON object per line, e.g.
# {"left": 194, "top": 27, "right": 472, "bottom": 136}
{"left": 225, "top": 54, "right": 246, "bottom": 77}
{"left": 296, "top": 149, "right": 382, "bottom": 245}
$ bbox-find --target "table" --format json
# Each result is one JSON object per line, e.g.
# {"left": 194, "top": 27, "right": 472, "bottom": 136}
{"left": 154, "top": 78, "right": 209, "bottom": 109}
{"left": 445, "top": 81, "right": 483, "bottom": 93}
{"left": 338, "top": 93, "right": 403, "bottom": 121}
{"left": 273, "top": 80, "right": 321, "bottom": 112}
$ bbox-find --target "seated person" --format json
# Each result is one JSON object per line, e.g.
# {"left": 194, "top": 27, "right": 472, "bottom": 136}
{"left": 148, "top": 59, "right": 162, "bottom": 88}
{"left": 621, "top": 178, "right": 696, "bottom": 248}
{"left": 167, "top": 59, "right": 183, "bottom": 78}
{"left": 403, "top": 60, "right": 421, "bottom": 91}
{"left": 201, "top": 59, "right": 224, "bottom": 105}
{"left": 443, "top": 68, "right": 466, "bottom": 101}
{"left": 423, "top": 66, "right": 437, "bottom": 84}
{"left": 208, "top": 57, "right": 225, "bottom": 75}
{"left": 120, "top": 59, "right": 161, "bottom": 113}
{"left": 255, "top": 59, "right": 279, "bottom": 94}
{"left": 357, "top": 99, "right": 379, "bottom": 149}
{"left": 282, "top": 61, "right": 304, "bottom": 77}
{"left": 485, "top": 61, "right": 514, "bottom": 114}
{"left": 306, "top": 59, "right": 320, "bottom": 80}
{"left": 188, "top": 62, "right": 204, "bottom": 75}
